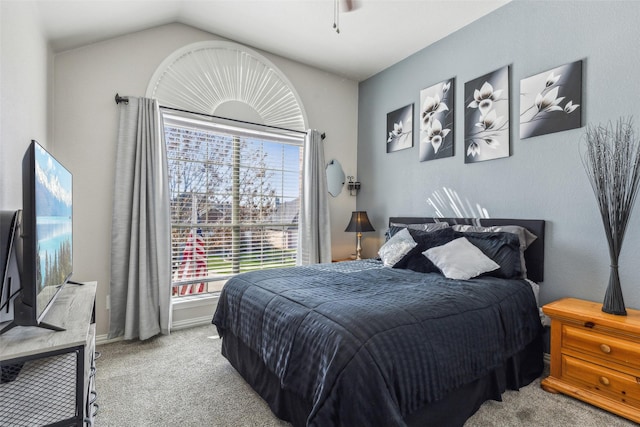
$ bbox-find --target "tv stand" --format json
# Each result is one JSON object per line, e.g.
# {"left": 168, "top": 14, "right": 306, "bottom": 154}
{"left": 0, "top": 320, "right": 64, "bottom": 334}
{"left": 0, "top": 298, "right": 66, "bottom": 334}
{"left": 0, "top": 281, "right": 97, "bottom": 426}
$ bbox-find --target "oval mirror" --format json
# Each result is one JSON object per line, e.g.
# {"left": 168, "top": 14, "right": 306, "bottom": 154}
{"left": 326, "top": 159, "right": 345, "bottom": 197}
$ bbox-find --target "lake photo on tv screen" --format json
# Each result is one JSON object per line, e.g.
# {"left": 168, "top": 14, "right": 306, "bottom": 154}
{"left": 34, "top": 144, "right": 72, "bottom": 292}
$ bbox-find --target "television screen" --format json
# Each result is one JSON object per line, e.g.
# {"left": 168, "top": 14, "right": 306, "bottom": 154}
{"left": 0, "top": 141, "right": 72, "bottom": 335}
{"left": 32, "top": 142, "right": 73, "bottom": 320}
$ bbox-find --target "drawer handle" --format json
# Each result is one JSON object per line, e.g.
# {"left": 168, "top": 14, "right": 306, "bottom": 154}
{"left": 599, "top": 376, "right": 610, "bottom": 386}
{"left": 599, "top": 344, "right": 611, "bottom": 354}
{"left": 584, "top": 321, "right": 595, "bottom": 328}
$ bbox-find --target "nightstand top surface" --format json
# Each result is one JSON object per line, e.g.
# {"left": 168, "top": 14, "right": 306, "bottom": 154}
{"left": 543, "top": 297, "right": 640, "bottom": 333}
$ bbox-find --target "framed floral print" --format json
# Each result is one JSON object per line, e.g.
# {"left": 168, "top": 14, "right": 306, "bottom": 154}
{"left": 520, "top": 60, "right": 582, "bottom": 139}
{"left": 464, "top": 66, "right": 510, "bottom": 163}
{"left": 420, "top": 78, "right": 454, "bottom": 161}
{"left": 386, "top": 104, "right": 413, "bottom": 153}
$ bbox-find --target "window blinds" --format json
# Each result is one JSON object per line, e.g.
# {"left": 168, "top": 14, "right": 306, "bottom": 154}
{"left": 163, "top": 111, "right": 303, "bottom": 292}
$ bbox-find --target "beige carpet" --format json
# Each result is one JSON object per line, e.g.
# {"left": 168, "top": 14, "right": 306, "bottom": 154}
{"left": 95, "top": 324, "right": 636, "bottom": 426}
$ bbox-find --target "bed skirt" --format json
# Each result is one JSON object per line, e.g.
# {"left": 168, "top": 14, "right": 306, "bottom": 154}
{"left": 219, "top": 330, "right": 543, "bottom": 427}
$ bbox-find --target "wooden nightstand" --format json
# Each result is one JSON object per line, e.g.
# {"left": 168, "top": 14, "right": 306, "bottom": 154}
{"left": 541, "top": 298, "right": 640, "bottom": 423}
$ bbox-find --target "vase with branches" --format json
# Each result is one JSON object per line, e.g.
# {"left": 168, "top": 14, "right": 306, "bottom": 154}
{"left": 581, "top": 116, "right": 640, "bottom": 315}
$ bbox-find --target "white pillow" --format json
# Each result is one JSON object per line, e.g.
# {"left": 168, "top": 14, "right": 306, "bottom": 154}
{"left": 378, "top": 228, "right": 417, "bottom": 266}
{"left": 423, "top": 237, "right": 499, "bottom": 280}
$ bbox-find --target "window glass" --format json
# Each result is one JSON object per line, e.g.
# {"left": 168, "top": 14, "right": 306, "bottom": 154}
{"left": 163, "top": 111, "right": 303, "bottom": 296}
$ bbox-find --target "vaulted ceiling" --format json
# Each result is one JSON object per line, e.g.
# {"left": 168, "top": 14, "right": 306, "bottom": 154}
{"left": 33, "top": 0, "right": 509, "bottom": 81}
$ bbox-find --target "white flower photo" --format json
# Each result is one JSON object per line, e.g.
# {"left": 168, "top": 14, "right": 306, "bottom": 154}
{"left": 386, "top": 104, "right": 414, "bottom": 153}
{"left": 464, "top": 66, "right": 510, "bottom": 163}
{"left": 520, "top": 60, "right": 582, "bottom": 139}
{"left": 420, "top": 78, "right": 454, "bottom": 161}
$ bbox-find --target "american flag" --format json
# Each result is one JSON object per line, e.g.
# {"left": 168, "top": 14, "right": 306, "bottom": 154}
{"left": 175, "top": 227, "right": 207, "bottom": 295}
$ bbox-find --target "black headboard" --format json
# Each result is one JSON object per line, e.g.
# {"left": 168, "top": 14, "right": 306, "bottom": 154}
{"left": 388, "top": 217, "right": 546, "bottom": 283}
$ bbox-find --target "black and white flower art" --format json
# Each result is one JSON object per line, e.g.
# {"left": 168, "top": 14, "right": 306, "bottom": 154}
{"left": 520, "top": 60, "right": 582, "bottom": 139}
{"left": 420, "top": 78, "right": 454, "bottom": 161}
{"left": 387, "top": 104, "right": 414, "bottom": 153}
{"left": 464, "top": 66, "right": 510, "bottom": 163}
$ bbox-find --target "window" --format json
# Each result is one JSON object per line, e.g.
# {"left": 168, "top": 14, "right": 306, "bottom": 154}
{"left": 162, "top": 111, "right": 304, "bottom": 297}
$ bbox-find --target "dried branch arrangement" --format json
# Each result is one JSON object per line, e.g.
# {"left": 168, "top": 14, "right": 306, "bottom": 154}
{"left": 582, "top": 116, "right": 640, "bottom": 315}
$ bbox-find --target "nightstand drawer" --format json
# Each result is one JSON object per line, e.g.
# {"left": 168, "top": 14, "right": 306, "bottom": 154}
{"left": 563, "top": 324, "right": 640, "bottom": 370}
{"left": 542, "top": 298, "right": 640, "bottom": 423}
{"left": 562, "top": 355, "right": 640, "bottom": 406}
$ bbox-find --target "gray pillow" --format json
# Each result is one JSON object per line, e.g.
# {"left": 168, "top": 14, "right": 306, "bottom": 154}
{"left": 386, "top": 221, "right": 450, "bottom": 240}
{"left": 452, "top": 224, "right": 537, "bottom": 278}
{"left": 378, "top": 228, "right": 417, "bottom": 266}
{"left": 453, "top": 231, "right": 522, "bottom": 279}
{"left": 393, "top": 227, "right": 456, "bottom": 273}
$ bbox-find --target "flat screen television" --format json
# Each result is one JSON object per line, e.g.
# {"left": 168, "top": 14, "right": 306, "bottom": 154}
{"left": 0, "top": 140, "right": 73, "bottom": 334}
{"left": 0, "top": 210, "right": 20, "bottom": 323}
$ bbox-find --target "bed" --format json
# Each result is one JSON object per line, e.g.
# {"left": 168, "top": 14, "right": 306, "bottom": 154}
{"left": 212, "top": 217, "right": 545, "bottom": 426}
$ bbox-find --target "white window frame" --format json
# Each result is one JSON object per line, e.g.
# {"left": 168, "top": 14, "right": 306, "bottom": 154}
{"left": 162, "top": 110, "right": 304, "bottom": 298}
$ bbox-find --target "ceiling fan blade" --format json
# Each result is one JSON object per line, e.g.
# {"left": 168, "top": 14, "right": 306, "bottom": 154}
{"left": 343, "top": 0, "right": 359, "bottom": 12}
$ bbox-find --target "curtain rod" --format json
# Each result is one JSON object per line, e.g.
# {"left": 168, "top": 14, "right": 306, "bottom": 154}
{"left": 114, "top": 93, "right": 325, "bottom": 140}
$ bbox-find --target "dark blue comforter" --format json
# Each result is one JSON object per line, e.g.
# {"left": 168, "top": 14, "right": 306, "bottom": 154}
{"left": 212, "top": 260, "right": 542, "bottom": 426}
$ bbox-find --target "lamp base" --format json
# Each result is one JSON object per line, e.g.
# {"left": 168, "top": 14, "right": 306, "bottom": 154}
{"left": 355, "top": 232, "right": 362, "bottom": 260}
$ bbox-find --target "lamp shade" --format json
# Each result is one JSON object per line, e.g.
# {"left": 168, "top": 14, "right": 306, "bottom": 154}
{"left": 345, "top": 211, "right": 375, "bottom": 233}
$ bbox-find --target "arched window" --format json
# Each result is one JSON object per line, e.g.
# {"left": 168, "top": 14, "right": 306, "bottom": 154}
{"left": 147, "top": 41, "right": 307, "bottom": 296}
{"left": 147, "top": 40, "right": 307, "bottom": 130}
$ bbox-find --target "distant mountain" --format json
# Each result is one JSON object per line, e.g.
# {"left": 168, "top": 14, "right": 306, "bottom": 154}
{"left": 35, "top": 163, "right": 72, "bottom": 217}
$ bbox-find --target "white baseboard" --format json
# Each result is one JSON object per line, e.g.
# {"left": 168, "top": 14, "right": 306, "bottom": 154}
{"left": 171, "top": 315, "right": 213, "bottom": 331}
{"left": 96, "top": 334, "right": 123, "bottom": 345}
{"left": 96, "top": 295, "right": 218, "bottom": 345}
{"left": 96, "top": 316, "right": 213, "bottom": 345}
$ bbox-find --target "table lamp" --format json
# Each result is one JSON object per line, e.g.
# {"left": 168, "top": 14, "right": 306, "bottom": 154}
{"left": 344, "top": 211, "right": 375, "bottom": 260}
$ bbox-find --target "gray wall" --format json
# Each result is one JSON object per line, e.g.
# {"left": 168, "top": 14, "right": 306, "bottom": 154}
{"left": 52, "top": 23, "right": 358, "bottom": 336}
{"left": 357, "top": 0, "right": 640, "bottom": 310}
{"left": 1, "top": 10, "right": 359, "bottom": 336}
{"left": 0, "top": 1, "right": 52, "bottom": 211}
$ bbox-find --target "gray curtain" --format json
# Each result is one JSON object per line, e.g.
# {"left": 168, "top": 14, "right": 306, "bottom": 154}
{"left": 109, "top": 97, "right": 172, "bottom": 340}
{"left": 297, "top": 129, "right": 332, "bottom": 265}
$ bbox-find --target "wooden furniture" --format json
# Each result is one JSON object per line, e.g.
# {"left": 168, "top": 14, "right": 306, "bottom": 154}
{"left": 541, "top": 298, "right": 640, "bottom": 423}
{"left": 0, "top": 281, "right": 97, "bottom": 426}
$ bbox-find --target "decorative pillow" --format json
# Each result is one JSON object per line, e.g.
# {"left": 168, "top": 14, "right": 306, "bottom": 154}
{"left": 392, "top": 227, "right": 456, "bottom": 273}
{"left": 386, "top": 221, "right": 450, "bottom": 241}
{"left": 391, "top": 221, "right": 451, "bottom": 232}
{"left": 423, "top": 237, "right": 500, "bottom": 280}
{"left": 378, "top": 228, "right": 417, "bottom": 266}
{"left": 454, "top": 231, "right": 522, "bottom": 279}
{"left": 452, "top": 224, "right": 537, "bottom": 278}
{"left": 385, "top": 226, "right": 405, "bottom": 241}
